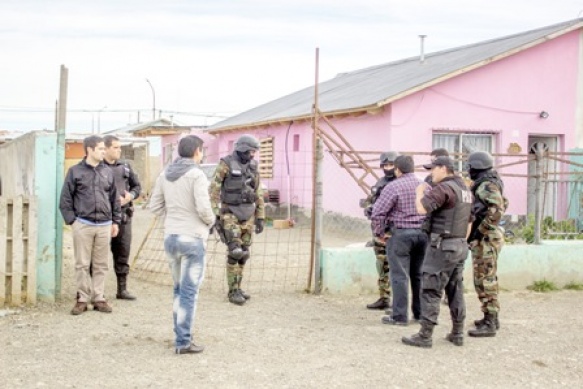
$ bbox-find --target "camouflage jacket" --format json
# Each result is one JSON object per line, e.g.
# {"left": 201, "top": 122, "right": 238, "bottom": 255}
{"left": 470, "top": 180, "right": 508, "bottom": 241}
{"left": 209, "top": 158, "right": 265, "bottom": 219}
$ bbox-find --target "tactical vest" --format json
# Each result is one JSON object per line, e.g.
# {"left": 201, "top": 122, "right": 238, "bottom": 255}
{"left": 471, "top": 171, "right": 505, "bottom": 221}
{"left": 370, "top": 175, "right": 394, "bottom": 204}
{"left": 430, "top": 180, "right": 473, "bottom": 238}
{"left": 220, "top": 154, "right": 258, "bottom": 206}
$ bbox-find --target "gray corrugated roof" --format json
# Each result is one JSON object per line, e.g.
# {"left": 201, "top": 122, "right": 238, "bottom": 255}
{"left": 208, "top": 18, "right": 583, "bottom": 133}
{"left": 106, "top": 118, "right": 181, "bottom": 134}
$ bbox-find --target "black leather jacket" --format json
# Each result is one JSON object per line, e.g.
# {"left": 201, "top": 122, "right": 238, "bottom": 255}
{"left": 59, "top": 159, "right": 122, "bottom": 225}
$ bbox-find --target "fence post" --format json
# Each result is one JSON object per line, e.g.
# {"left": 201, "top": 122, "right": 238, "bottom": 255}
{"left": 314, "top": 138, "right": 324, "bottom": 294}
{"left": 533, "top": 148, "right": 543, "bottom": 244}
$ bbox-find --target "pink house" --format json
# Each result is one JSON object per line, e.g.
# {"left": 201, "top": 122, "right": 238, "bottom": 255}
{"left": 206, "top": 19, "right": 583, "bottom": 221}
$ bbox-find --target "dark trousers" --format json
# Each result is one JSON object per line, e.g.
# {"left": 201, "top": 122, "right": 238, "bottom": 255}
{"left": 111, "top": 216, "right": 132, "bottom": 276}
{"left": 420, "top": 238, "right": 468, "bottom": 325}
{"left": 386, "top": 228, "right": 428, "bottom": 322}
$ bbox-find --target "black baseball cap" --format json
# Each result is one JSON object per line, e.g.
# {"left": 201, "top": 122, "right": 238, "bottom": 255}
{"left": 423, "top": 156, "right": 455, "bottom": 170}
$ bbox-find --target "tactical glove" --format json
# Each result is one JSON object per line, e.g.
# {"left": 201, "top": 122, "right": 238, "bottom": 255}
{"left": 255, "top": 218, "right": 264, "bottom": 234}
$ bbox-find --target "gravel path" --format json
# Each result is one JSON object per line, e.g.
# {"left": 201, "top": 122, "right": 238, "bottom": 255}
{"left": 1, "top": 284, "right": 581, "bottom": 388}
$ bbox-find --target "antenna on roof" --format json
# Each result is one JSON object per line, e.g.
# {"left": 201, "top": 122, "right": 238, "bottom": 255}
{"left": 419, "top": 35, "right": 427, "bottom": 63}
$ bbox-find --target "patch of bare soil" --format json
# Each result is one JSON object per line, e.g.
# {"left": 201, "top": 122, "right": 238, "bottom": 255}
{"left": 1, "top": 209, "right": 581, "bottom": 388}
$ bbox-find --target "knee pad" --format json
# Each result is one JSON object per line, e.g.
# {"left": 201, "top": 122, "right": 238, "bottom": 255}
{"left": 238, "top": 248, "right": 250, "bottom": 265}
{"left": 228, "top": 243, "right": 245, "bottom": 261}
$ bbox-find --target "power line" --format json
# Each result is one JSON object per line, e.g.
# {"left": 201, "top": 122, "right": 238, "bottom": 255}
{"left": 0, "top": 105, "right": 233, "bottom": 118}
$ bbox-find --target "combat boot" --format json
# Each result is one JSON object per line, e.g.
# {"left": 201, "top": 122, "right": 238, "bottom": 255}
{"left": 474, "top": 312, "right": 500, "bottom": 330}
{"left": 445, "top": 321, "right": 464, "bottom": 346}
{"left": 239, "top": 290, "right": 251, "bottom": 300}
{"left": 402, "top": 321, "right": 434, "bottom": 348}
{"left": 236, "top": 273, "right": 250, "bottom": 300}
{"left": 228, "top": 290, "right": 246, "bottom": 306}
{"left": 468, "top": 312, "right": 497, "bottom": 337}
{"left": 116, "top": 275, "right": 137, "bottom": 300}
{"left": 366, "top": 297, "right": 390, "bottom": 310}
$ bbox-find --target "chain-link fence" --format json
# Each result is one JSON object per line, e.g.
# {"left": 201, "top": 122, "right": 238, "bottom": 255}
{"left": 133, "top": 135, "right": 316, "bottom": 294}
{"left": 132, "top": 129, "right": 583, "bottom": 295}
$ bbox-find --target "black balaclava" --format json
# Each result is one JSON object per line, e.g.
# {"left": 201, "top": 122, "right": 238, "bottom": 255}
{"left": 469, "top": 167, "right": 489, "bottom": 181}
{"left": 383, "top": 168, "right": 395, "bottom": 178}
{"left": 236, "top": 150, "right": 254, "bottom": 164}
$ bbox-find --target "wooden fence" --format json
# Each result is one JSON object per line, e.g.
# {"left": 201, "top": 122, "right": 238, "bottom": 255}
{"left": 0, "top": 196, "right": 37, "bottom": 307}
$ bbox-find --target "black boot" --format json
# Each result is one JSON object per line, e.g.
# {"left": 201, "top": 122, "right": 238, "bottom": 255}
{"left": 237, "top": 273, "right": 250, "bottom": 300}
{"left": 474, "top": 312, "right": 500, "bottom": 330}
{"left": 402, "top": 321, "right": 434, "bottom": 348}
{"left": 445, "top": 321, "right": 464, "bottom": 346}
{"left": 116, "top": 275, "right": 136, "bottom": 300}
{"left": 228, "top": 290, "right": 246, "bottom": 305}
{"left": 366, "top": 297, "right": 390, "bottom": 310}
{"left": 468, "top": 312, "right": 497, "bottom": 337}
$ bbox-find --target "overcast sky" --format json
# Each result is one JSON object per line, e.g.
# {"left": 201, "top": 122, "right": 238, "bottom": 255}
{"left": 1, "top": 0, "right": 582, "bottom": 133}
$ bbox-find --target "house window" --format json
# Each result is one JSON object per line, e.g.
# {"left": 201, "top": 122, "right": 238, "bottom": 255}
{"left": 432, "top": 132, "right": 494, "bottom": 170}
{"left": 293, "top": 134, "right": 300, "bottom": 152}
{"left": 259, "top": 137, "right": 274, "bottom": 179}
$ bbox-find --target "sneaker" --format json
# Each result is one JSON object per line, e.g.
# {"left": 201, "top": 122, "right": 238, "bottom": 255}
{"left": 93, "top": 301, "right": 113, "bottom": 313}
{"left": 381, "top": 316, "right": 408, "bottom": 326}
{"left": 176, "top": 343, "right": 205, "bottom": 354}
{"left": 71, "top": 301, "right": 88, "bottom": 315}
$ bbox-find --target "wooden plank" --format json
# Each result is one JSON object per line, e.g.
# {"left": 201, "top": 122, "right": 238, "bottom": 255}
{"left": 0, "top": 197, "right": 7, "bottom": 306}
{"left": 11, "top": 196, "right": 23, "bottom": 306}
{"left": 26, "top": 197, "right": 37, "bottom": 305}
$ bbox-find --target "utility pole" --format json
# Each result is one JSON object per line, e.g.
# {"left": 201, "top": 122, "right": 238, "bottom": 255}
{"left": 55, "top": 64, "right": 68, "bottom": 298}
{"left": 145, "top": 78, "right": 156, "bottom": 120}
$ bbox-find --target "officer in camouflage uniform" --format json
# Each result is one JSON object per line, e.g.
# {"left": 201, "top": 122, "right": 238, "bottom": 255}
{"left": 361, "top": 151, "right": 398, "bottom": 310}
{"left": 209, "top": 135, "right": 265, "bottom": 306}
{"left": 466, "top": 151, "right": 508, "bottom": 337}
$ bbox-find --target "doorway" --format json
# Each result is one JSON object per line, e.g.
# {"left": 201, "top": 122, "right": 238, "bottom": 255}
{"left": 527, "top": 136, "right": 558, "bottom": 219}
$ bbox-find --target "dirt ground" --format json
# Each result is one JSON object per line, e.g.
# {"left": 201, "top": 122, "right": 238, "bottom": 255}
{"left": 1, "top": 209, "right": 582, "bottom": 388}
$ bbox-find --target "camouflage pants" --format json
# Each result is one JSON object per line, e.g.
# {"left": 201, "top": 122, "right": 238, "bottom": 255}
{"left": 471, "top": 229, "right": 504, "bottom": 314}
{"left": 221, "top": 212, "right": 255, "bottom": 292}
{"left": 372, "top": 233, "right": 391, "bottom": 299}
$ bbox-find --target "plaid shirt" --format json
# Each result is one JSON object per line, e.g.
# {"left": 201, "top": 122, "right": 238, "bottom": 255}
{"left": 371, "top": 173, "right": 426, "bottom": 236}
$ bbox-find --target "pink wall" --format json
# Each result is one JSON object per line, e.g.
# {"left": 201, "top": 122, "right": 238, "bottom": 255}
{"left": 159, "top": 129, "right": 217, "bottom": 165}
{"left": 210, "top": 123, "right": 314, "bottom": 208}
{"left": 389, "top": 30, "right": 580, "bottom": 216}
{"left": 210, "top": 30, "right": 581, "bottom": 219}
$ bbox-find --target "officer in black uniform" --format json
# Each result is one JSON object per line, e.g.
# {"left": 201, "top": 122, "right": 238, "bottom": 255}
{"left": 402, "top": 156, "right": 473, "bottom": 348}
{"left": 103, "top": 135, "right": 141, "bottom": 300}
{"left": 360, "top": 151, "right": 398, "bottom": 310}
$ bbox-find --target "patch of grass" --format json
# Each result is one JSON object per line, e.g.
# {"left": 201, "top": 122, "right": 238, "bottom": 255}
{"left": 563, "top": 281, "right": 583, "bottom": 291}
{"left": 527, "top": 280, "right": 559, "bottom": 292}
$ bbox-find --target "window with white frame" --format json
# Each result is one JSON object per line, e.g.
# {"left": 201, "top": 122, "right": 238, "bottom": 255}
{"left": 432, "top": 132, "right": 494, "bottom": 170}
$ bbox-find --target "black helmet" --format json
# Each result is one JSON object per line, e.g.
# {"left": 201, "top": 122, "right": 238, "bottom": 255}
{"left": 379, "top": 151, "right": 399, "bottom": 166}
{"left": 467, "top": 151, "right": 493, "bottom": 170}
{"left": 234, "top": 134, "right": 260, "bottom": 153}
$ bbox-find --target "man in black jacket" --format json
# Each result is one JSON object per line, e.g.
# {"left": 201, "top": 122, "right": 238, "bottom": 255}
{"left": 103, "top": 135, "right": 141, "bottom": 300}
{"left": 402, "top": 156, "right": 473, "bottom": 348}
{"left": 60, "top": 135, "right": 121, "bottom": 315}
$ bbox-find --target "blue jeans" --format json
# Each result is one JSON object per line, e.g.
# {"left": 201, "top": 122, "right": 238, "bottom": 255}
{"left": 386, "top": 228, "right": 428, "bottom": 322}
{"left": 164, "top": 234, "right": 206, "bottom": 349}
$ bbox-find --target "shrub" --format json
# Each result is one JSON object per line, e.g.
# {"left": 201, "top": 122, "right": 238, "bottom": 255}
{"left": 527, "top": 280, "right": 559, "bottom": 292}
